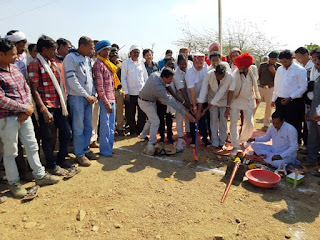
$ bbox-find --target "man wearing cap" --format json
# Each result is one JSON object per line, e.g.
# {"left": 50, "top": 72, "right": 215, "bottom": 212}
{"left": 5, "top": 30, "right": 28, "bottom": 78}
{"left": 186, "top": 52, "right": 210, "bottom": 146}
{"left": 229, "top": 48, "right": 241, "bottom": 73}
{"left": 121, "top": 45, "right": 148, "bottom": 136}
{"left": 63, "top": 36, "right": 98, "bottom": 166}
{"left": 257, "top": 50, "right": 281, "bottom": 131}
{"left": 225, "top": 53, "right": 261, "bottom": 155}
{"left": 138, "top": 68, "right": 196, "bottom": 154}
{"left": 93, "top": 40, "right": 116, "bottom": 157}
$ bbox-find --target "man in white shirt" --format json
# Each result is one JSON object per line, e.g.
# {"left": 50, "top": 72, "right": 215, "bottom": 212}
{"left": 295, "top": 47, "right": 314, "bottom": 71}
{"left": 186, "top": 53, "right": 210, "bottom": 146}
{"left": 197, "top": 64, "right": 233, "bottom": 149}
{"left": 271, "top": 50, "right": 307, "bottom": 144}
{"left": 121, "top": 45, "right": 148, "bottom": 136}
{"left": 174, "top": 47, "right": 193, "bottom": 70}
{"left": 174, "top": 55, "right": 192, "bottom": 139}
{"left": 248, "top": 111, "right": 299, "bottom": 168}
{"left": 207, "top": 51, "right": 231, "bottom": 72}
{"left": 225, "top": 53, "right": 261, "bottom": 155}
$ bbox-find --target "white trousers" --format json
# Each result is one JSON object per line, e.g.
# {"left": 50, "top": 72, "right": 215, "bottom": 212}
{"left": 251, "top": 142, "right": 296, "bottom": 168}
{"left": 256, "top": 87, "right": 273, "bottom": 127}
{"left": 138, "top": 99, "right": 160, "bottom": 145}
{"left": 0, "top": 116, "right": 45, "bottom": 185}
{"left": 230, "top": 108, "right": 254, "bottom": 149}
{"left": 209, "top": 106, "right": 227, "bottom": 147}
{"left": 175, "top": 112, "right": 189, "bottom": 138}
{"left": 91, "top": 100, "right": 100, "bottom": 142}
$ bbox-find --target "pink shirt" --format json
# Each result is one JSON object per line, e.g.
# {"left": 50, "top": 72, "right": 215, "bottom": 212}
{"left": 93, "top": 59, "right": 115, "bottom": 105}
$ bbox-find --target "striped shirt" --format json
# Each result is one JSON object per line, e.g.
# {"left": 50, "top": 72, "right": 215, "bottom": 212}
{"left": 139, "top": 72, "right": 187, "bottom": 115}
{"left": 0, "top": 64, "right": 32, "bottom": 119}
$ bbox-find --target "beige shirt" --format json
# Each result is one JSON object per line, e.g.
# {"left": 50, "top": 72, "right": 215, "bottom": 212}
{"left": 229, "top": 66, "right": 260, "bottom": 110}
{"left": 198, "top": 70, "right": 233, "bottom": 107}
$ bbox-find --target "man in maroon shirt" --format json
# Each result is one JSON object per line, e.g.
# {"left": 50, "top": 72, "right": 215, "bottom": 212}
{"left": 93, "top": 40, "right": 115, "bottom": 157}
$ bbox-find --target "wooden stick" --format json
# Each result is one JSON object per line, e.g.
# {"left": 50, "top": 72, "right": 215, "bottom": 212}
{"left": 193, "top": 121, "right": 199, "bottom": 162}
{"left": 221, "top": 161, "right": 240, "bottom": 203}
{"left": 293, "top": 169, "right": 298, "bottom": 189}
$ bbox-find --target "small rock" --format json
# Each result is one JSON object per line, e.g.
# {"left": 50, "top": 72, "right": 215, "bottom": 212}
{"left": 155, "top": 235, "right": 161, "bottom": 239}
{"left": 38, "top": 224, "right": 45, "bottom": 229}
{"left": 285, "top": 234, "right": 291, "bottom": 239}
{"left": 24, "top": 222, "right": 37, "bottom": 229}
{"left": 235, "top": 218, "right": 241, "bottom": 224}
{"left": 213, "top": 236, "right": 225, "bottom": 240}
{"left": 304, "top": 191, "right": 314, "bottom": 197}
{"left": 92, "top": 225, "right": 99, "bottom": 232}
{"left": 0, "top": 196, "right": 7, "bottom": 204}
{"left": 114, "top": 222, "right": 122, "bottom": 229}
{"left": 76, "top": 210, "right": 86, "bottom": 221}
{"left": 22, "top": 216, "right": 28, "bottom": 222}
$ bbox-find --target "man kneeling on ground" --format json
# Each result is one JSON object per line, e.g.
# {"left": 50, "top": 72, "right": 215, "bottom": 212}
{"left": 247, "top": 111, "right": 299, "bottom": 168}
{"left": 138, "top": 68, "right": 196, "bottom": 154}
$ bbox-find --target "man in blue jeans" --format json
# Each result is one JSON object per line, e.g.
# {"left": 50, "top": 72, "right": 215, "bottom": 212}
{"left": 93, "top": 40, "right": 115, "bottom": 156}
{"left": 29, "top": 35, "right": 72, "bottom": 175}
{"left": 63, "top": 36, "right": 98, "bottom": 166}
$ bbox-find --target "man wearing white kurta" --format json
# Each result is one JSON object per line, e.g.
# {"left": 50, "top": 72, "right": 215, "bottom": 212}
{"left": 225, "top": 53, "right": 261, "bottom": 154}
{"left": 249, "top": 112, "right": 299, "bottom": 168}
{"left": 121, "top": 45, "right": 148, "bottom": 136}
{"left": 197, "top": 64, "right": 232, "bottom": 148}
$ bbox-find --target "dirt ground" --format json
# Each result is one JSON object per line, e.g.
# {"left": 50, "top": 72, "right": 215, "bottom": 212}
{"left": 0, "top": 103, "right": 320, "bottom": 240}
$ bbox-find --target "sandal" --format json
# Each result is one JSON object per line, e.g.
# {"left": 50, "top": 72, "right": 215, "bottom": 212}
{"left": 48, "top": 166, "right": 68, "bottom": 176}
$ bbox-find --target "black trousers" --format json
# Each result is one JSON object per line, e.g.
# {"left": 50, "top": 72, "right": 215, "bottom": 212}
{"left": 156, "top": 102, "right": 173, "bottom": 140}
{"left": 125, "top": 95, "right": 146, "bottom": 135}
{"left": 275, "top": 97, "right": 304, "bottom": 143}
{"left": 190, "top": 103, "right": 209, "bottom": 143}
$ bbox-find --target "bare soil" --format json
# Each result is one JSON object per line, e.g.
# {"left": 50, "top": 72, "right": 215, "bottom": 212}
{"left": 0, "top": 103, "right": 319, "bottom": 240}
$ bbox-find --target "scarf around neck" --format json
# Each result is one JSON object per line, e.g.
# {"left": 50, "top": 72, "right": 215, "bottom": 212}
{"left": 97, "top": 55, "right": 121, "bottom": 89}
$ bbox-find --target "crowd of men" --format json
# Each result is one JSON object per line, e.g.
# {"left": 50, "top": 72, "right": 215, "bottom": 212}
{"left": 1, "top": 30, "right": 320, "bottom": 199}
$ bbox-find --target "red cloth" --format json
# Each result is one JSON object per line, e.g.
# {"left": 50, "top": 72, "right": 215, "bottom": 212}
{"left": 205, "top": 56, "right": 211, "bottom": 66}
{"left": 28, "top": 58, "right": 61, "bottom": 108}
{"left": 0, "top": 64, "right": 31, "bottom": 118}
{"left": 93, "top": 59, "right": 115, "bottom": 106}
{"left": 234, "top": 52, "right": 254, "bottom": 69}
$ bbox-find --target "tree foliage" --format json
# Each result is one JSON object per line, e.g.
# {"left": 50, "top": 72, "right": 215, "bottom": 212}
{"left": 173, "top": 19, "right": 280, "bottom": 63}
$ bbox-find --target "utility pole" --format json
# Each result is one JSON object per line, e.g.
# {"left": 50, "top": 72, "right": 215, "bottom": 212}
{"left": 218, "top": 0, "right": 222, "bottom": 54}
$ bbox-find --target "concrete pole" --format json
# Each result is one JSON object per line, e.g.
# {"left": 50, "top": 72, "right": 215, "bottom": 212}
{"left": 218, "top": 0, "right": 222, "bottom": 55}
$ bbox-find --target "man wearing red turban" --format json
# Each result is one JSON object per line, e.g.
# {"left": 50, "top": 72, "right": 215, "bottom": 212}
{"left": 225, "top": 53, "right": 261, "bottom": 155}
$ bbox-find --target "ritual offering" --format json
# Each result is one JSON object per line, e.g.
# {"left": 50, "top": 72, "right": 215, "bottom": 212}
{"left": 286, "top": 172, "right": 305, "bottom": 186}
{"left": 245, "top": 169, "right": 281, "bottom": 188}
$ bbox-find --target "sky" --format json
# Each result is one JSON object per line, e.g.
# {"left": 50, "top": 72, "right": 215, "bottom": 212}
{"left": 1, "top": 0, "right": 320, "bottom": 61}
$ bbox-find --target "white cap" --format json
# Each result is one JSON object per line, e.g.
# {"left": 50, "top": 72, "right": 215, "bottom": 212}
{"left": 5, "top": 31, "right": 26, "bottom": 43}
{"left": 129, "top": 44, "right": 140, "bottom": 53}
{"left": 192, "top": 52, "right": 205, "bottom": 57}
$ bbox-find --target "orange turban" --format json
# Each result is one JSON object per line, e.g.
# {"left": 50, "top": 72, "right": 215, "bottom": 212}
{"left": 234, "top": 52, "right": 254, "bottom": 69}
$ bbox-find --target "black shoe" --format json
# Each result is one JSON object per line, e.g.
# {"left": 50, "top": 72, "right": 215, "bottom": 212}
{"left": 168, "top": 137, "right": 174, "bottom": 144}
{"left": 159, "top": 137, "right": 164, "bottom": 143}
{"left": 203, "top": 140, "right": 210, "bottom": 147}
